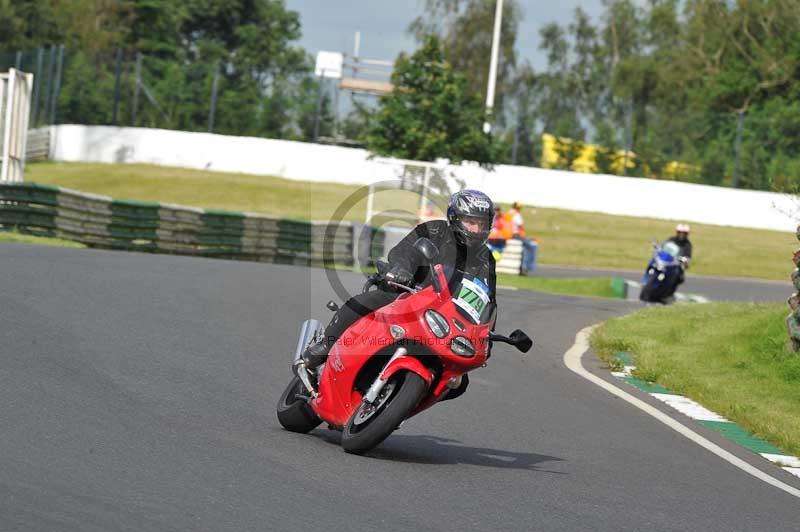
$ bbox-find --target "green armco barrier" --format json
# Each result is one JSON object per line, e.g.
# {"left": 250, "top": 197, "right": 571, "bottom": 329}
{"left": 0, "top": 182, "right": 379, "bottom": 267}
{"left": 610, "top": 277, "right": 628, "bottom": 299}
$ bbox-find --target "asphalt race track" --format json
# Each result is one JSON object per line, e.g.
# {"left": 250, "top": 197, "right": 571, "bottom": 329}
{"left": 1, "top": 244, "right": 797, "bottom": 531}
{"left": 536, "top": 264, "right": 791, "bottom": 302}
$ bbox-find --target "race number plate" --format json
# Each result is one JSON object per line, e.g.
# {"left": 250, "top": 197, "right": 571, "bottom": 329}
{"left": 453, "top": 277, "right": 490, "bottom": 323}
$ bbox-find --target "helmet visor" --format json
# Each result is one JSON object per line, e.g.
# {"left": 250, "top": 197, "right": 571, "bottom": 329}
{"left": 460, "top": 215, "right": 492, "bottom": 235}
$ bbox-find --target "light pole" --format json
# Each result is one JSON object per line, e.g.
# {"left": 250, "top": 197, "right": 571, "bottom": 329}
{"left": 483, "top": 0, "right": 504, "bottom": 134}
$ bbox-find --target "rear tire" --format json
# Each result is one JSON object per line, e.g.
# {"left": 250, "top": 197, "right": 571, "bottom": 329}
{"left": 341, "top": 371, "right": 427, "bottom": 455}
{"left": 276, "top": 376, "right": 322, "bottom": 433}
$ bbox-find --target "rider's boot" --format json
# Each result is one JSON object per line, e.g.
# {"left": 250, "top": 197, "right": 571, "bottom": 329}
{"left": 302, "top": 339, "right": 331, "bottom": 370}
{"left": 293, "top": 338, "right": 332, "bottom": 380}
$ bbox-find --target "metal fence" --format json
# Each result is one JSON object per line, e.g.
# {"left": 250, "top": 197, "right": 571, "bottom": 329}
{"left": 0, "top": 45, "right": 341, "bottom": 141}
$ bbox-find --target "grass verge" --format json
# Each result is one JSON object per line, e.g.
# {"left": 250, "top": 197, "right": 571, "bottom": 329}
{"left": 591, "top": 303, "right": 800, "bottom": 456}
{"left": 26, "top": 161, "right": 794, "bottom": 280}
{"left": 0, "top": 229, "right": 85, "bottom": 248}
{"left": 497, "top": 274, "right": 617, "bottom": 299}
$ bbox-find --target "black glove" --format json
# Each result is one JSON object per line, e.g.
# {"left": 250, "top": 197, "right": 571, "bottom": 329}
{"left": 385, "top": 266, "right": 414, "bottom": 287}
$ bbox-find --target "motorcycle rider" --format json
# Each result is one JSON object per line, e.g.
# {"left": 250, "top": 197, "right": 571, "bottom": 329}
{"left": 296, "top": 189, "right": 498, "bottom": 399}
{"left": 666, "top": 223, "right": 693, "bottom": 286}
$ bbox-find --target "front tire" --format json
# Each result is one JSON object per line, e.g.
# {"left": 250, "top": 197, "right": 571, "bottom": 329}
{"left": 341, "top": 371, "right": 427, "bottom": 455}
{"left": 276, "top": 376, "right": 322, "bottom": 433}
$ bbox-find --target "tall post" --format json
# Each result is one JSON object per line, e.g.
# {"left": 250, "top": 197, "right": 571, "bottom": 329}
{"left": 111, "top": 48, "right": 123, "bottom": 125}
{"left": 483, "top": 0, "right": 504, "bottom": 134}
{"left": 208, "top": 61, "right": 221, "bottom": 133}
{"left": 313, "top": 70, "right": 325, "bottom": 141}
{"left": 511, "top": 121, "right": 520, "bottom": 164}
{"left": 44, "top": 45, "right": 56, "bottom": 125}
{"left": 49, "top": 45, "right": 64, "bottom": 125}
{"left": 132, "top": 53, "right": 142, "bottom": 126}
{"left": 31, "top": 47, "right": 44, "bottom": 126}
{"left": 332, "top": 77, "right": 340, "bottom": 138}
{"left": 732, "top": 110, "right": 745, "bottom": 188}
{"left": 14, "top": 51, "right": 22, "bottom": 70}
{"left": 418, "top": 165, "right": 431, "bottom": 221}
{"left": 622, "top": 101, "right": 633, "bottom": 176}
{"left": 353, "top": 30, "right": 361, "bottom": 77}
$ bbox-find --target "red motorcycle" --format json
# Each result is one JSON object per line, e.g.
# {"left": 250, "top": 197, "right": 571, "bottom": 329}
{"left": 276, "top": 238, "right": 533, "bottom": 454}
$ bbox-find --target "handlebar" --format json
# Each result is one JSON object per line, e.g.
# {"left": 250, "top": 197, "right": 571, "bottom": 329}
{"left": 362, "top": 272, "right": 417, "bottom": 294}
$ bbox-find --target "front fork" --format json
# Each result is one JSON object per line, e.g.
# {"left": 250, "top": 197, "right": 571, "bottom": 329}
{"left": 363, "top": 347, "right": 407, "bottom": 404}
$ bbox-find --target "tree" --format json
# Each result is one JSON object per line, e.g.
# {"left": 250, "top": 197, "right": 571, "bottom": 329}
{"left": 0, "top": 0, "right": 330, "bottom": 141}
{"left": 408, "top": 0, "right": 521, "bottom": 127}
{"left": 367, "top": 35, "right": 498, "bottom": 167}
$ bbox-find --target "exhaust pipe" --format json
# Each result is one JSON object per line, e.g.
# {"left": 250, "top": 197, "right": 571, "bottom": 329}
{"left": 294, "top": 319, "right": 323, "bottom": 363}
{"left": 293, "top": 319, "right": 323, "bottom": 397}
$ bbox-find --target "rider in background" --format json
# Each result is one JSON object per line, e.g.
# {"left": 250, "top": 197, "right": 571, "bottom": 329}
{"left": 508, "top": 202, "right": 538, "bottom": 275}
{"left": 667, "top": 223, "right": 693, "bottom": 284}
{"left": 297, "top": 189, "right": 498, "bottom": 400}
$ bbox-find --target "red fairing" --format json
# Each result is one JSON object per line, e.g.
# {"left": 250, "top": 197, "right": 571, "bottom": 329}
{"left": 310, "top": 263, "right": 494, "bottom": 427}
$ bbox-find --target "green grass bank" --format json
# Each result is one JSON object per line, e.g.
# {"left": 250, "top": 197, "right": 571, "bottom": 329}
{"left": 497, "top": 274, "right": 617, "bottom": 299}
{"left": 25, "top": 161, "right": 794, "bottom": 280}
{"left": 591, "top": 303, "right": 800, "bottom": 456}
{"left": 0, "top": 229, "right": 85, "bottom": 248}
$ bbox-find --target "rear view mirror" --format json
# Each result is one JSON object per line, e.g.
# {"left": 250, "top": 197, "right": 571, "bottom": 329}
{"left": 414, "top": 237, "right": 439, "bottom": 263}
{"left": 509, "top": 329, "right": 533, "bottom": 353}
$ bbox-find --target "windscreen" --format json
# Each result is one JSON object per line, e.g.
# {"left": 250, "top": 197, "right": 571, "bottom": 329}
{"left": 446, "top": 268, "right": 496, "bottom": 325}
{"left": 661, "top": 241, "right": 680, "bottom": 259}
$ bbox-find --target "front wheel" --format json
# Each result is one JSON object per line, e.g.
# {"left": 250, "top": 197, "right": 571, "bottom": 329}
{"left": 341, "top": 371, "right": 427, "bottom": 455}
{"left": 276, "top": 375, "right": 322, "bottom": 433}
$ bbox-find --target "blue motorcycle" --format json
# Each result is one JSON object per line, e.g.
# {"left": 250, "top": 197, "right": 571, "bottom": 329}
{"left": 639, "top": 240, "right": 685, "bottom": 303}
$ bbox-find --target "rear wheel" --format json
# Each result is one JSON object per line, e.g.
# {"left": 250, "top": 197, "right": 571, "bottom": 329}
{"left": 276, "top": 376, "right": 322, "bottom": 433}
{"left": 341, "top": 371, "right": 427, "bottom": 455}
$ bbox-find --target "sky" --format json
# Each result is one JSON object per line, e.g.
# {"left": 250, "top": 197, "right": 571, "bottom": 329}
{"left": 284, "top": 1, "right": 608, "bottom": 71}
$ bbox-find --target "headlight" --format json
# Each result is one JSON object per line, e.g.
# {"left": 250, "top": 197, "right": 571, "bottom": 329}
{"left": 450, "top": 336, "right": 476, "bottom": 358}
{"left": 424, "top": 310, "right": 450, "bottom": 338}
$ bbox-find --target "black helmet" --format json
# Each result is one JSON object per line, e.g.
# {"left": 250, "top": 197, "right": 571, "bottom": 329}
{"left": 447, "top": 189, "right": 494, "bottom": 248}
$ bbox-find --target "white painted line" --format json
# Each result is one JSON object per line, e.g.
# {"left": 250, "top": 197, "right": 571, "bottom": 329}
{"left": 650, "top": 393, "right": 730, "bottom": 422}
{"left": 762, "top": 454, "right": 800, "bottom": 468}
{"left": 563, "top": 325, "right": 800, "bottom": 499}
{"left": 497, "top": 285, "right": 519, "bottom": 291}
{"left": 783, "top": 468, "right": 800, "bottom": 479}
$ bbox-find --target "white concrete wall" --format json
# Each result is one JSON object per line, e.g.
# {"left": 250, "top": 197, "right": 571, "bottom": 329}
{"left": 48, "top": 125, "right": 799, "bottom": 232}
